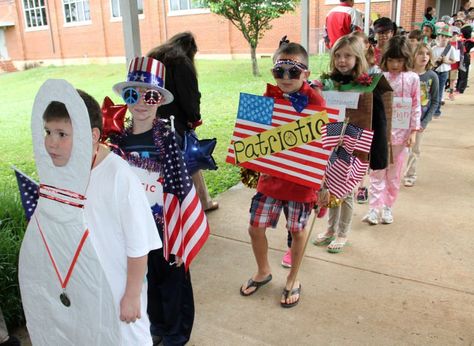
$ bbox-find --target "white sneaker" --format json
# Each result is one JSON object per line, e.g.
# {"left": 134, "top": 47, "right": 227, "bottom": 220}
{"left": 381, "top": 206, "right": 393, "bottom": 224}
{"left": 362, "top": 209, "right": 379, "bottom": 225}
{"left": 404, "top": 178, "right": 415, "bottom": 187}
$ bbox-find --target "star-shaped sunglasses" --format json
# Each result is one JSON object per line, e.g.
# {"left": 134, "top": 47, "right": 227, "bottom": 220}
{"left": 121, "top": 86, "right": 163, "bottom": 106}
{"left": 271, "top": 59, "right": 308, "bottom": 80}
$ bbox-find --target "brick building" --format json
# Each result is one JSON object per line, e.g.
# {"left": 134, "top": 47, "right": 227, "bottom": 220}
{"left": 0, "top": 0, "right": 462, "bottom": 69}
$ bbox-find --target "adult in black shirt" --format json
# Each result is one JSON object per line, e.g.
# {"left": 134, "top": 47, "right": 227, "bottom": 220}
{"left": 147, "top": 32, "right": 218, "bottom": 212}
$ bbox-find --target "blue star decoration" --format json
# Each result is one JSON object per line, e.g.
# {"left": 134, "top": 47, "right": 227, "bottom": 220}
{"left": 182, "top": 131, "right": 218, "bottom": 175}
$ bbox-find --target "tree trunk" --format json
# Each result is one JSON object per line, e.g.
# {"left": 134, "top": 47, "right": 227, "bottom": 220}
{"left": 250, "top": 45, "right": 260, "bottom": 77}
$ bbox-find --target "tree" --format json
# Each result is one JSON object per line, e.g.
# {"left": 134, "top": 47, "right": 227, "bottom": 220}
{"left": 209, "top": 0, "right": 300, "bottom": 76}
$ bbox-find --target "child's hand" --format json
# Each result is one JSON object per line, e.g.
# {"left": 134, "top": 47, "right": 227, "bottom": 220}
{"left": 406, "top": 131, "right": 417, "bottom": 148}
{"left": 120, "top": 293, "right": 141, "bottom": 323}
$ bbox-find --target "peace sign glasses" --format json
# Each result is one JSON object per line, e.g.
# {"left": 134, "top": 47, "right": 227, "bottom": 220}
{"left": 121, "top": 87, "right": 163, "bottom": 106}
{"left": 271, "top": 59, "right": 307, "bottom": 80}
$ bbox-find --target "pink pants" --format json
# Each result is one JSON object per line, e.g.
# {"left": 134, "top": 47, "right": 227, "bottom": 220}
{"left": 369, "top": 145, "right": 408, "bottom": 209}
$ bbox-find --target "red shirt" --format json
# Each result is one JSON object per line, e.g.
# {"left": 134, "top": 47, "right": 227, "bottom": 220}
{"left": 256, "top": 82, "right": 326, "bottom": 203}
{"left": 450, "top": 41, "right": 460, "bottom": 70}
{"left": 326, "top": 3, "right": 362, "bottom": 48}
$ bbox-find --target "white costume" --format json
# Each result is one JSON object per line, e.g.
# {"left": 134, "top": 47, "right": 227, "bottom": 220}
{"left": 18, "top": 80, "right": 161, "bottom": 345}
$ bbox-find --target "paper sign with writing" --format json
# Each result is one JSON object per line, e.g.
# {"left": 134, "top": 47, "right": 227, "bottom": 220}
{"left": 322, "top": 91, "right": 360, "bottom": 109}
{"left": 392, "top": 97, "right": 412, "bottom": 130}
{"left": 233, "top": 110, "right": 329, "bottom": 164}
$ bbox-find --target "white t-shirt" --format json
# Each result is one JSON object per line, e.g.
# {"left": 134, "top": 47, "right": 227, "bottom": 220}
{"left": 84, "top": 153, "right": 162, "bottom": 346}
{"left": 432, "top": 45, "right": 456, "bottom": 72}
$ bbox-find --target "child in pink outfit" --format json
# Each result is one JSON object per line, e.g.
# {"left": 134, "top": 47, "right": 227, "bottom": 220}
{"left": 363, "top": 36, "right": 421, "bottom": 225}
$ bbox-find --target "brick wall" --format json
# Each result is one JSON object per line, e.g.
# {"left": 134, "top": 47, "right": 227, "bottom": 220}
{"left": 4, "top": 0, "right": 431, "bottom": 63}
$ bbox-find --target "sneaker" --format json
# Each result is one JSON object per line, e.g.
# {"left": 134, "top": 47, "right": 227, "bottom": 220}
{"left": 381, "top": 206, "right": 393, "bottom": 224}
{"left": 356, "top": 187, "right": 368, "bottom": 204}
{"left": 448, "top": 92, "right": 454, "bottom": 101}
{"left": 404, "top": 179, "right": 415, "bottom": 187}
{"left": 362, "top": 209, "right": 379, "bottom": 225}
{"left": 281, "top": 249, "right": 292, "bottom": 268}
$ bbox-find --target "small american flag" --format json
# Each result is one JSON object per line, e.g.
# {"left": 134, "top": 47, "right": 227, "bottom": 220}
{"left": 226, "top": 93, "right": 339, "bottom": 189}
{"left": 13, "top": 166, "right": 39, "bottom": 221}
{"left": 322, "top": 122, "right": 374, "bottom": 154}
{"left": 162, "top": 131, "right": 210, "bottom": 270}
{"left": 325, "top": 147, "right": 369, "bottom": 198}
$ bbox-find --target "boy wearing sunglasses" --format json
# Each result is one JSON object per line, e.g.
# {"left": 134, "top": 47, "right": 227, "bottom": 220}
{"left": 240, "top": 40, "right": 325, "bottom": 308}
{"left": 112, "top": 57, "right": 195, "bottom": 345}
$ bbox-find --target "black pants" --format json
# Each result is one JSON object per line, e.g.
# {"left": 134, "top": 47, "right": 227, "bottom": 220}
{"left": 147, "top": 249, "right": 194, "bottom": 346}
{"left": 456, "top": 65, "right": 470, "bottom": 93}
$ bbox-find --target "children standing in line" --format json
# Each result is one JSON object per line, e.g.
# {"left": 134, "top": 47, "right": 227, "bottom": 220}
{"left": 448, "top": 27, "right": 463, "bottom": 101}
{"left": 111, "top": 57, "right": 195, "bottom": 345}
{"left": 313, "top": 35, "right": 388, "bottom": 252}
{"left": 432, "top": 25, "right": 457, "bottom": 117}
{"left": 408, "top": 29, "right": 423, "bottom": 51}
{"left": 363, "top": 36, "right": 421, "bottom": 225}
{"left": 404, "top": 43, "right": 440, "bottom": 187}
{"left": 240, "top": 40, "right": 325, "bottom": 308}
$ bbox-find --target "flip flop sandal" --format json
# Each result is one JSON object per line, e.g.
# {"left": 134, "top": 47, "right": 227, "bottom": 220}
{"left": 312, "top": 233, "right": 335, "bottom": 246}
{"left": 281, "top": 284, "right": 302, "bottom": 308}
{"left": 240, "top": 274, "right": 272, "bottom": 296}
{"left": 327, "top": 238, "right": 347, "bottom": 254}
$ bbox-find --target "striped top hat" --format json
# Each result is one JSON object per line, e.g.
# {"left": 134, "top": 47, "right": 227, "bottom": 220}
{"left": 113, "top": 56, "right": 174, "bottom": 105}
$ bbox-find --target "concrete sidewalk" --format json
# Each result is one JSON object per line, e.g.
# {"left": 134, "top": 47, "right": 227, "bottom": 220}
{"left": 189, "top": 86, "right": 474, "bottom": 345}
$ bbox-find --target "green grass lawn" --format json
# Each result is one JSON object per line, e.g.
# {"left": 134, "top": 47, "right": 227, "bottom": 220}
{"left": 0, "top": 55, "right": 329, "bottom": 195}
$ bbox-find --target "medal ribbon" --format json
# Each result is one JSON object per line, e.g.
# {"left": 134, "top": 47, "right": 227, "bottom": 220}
{"left": 35, "top": 215, "right": 89, "bottom": 290}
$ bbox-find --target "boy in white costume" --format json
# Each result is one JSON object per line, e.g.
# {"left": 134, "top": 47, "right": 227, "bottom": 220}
{"left": 19, "top": 80, "right": 161, "bottom": 345}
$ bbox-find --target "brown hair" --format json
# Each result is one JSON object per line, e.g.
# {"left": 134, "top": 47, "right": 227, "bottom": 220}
{"left": 329, "top": 35, "right": 368, "bottom": 78}
{"left": 380, "top": 36, "right": 413, "bottom": 71}
{"left": 349, "top": 31, "right": 376, "bottom": 67}
{"left": 43, "top": 89, "right": 103, "bottom": 133}
{"left": 273, "top": 42, "right": 309, "bottom": 67}
{"left": 413, "top": 42, "right": 434, "bottom": 70}
{"left": 408, "top": 29, "right": 423, "bottom": 41}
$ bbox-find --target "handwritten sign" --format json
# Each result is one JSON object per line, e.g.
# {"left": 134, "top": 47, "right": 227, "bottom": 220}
{"left": 322, "top": 91, "right": 360, "bottom": 109}
{"left": 130, "top": 166, "right": 163, "bottom": 207}
{"left": 232, "top": 110, "right": 329, "bottom": 164}
{"left": 392, "top": 97, "right": 412, "bottom": 130}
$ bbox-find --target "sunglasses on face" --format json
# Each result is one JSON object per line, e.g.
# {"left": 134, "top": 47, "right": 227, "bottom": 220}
{"left": 121, "top": 87, "right": 163, "bottom": 106}
{"left": 272, "top": 59, "right": 307, "bottom": 80}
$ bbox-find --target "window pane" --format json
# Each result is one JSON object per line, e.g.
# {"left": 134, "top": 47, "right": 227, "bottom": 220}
{"left": 29, "top": 0, "right": 34, "bottom": 8}
{"left": 23, "top": 0, "right": 29, "bottom": 9}
{"left": 40, "top": 0, "right": 45, "bottom": 6}
{"left": 78, "top": 1, "right": 85, "bottom": 21}
{"left": 137, "top": 0, "right": 143, "bottom": 14}
{"left": 25, "top": 11, "right": 31, "bottom": 27}
{"left": 170, "top": 0, "right": 178, "bottom": 11}
{"left": 111, "top": 0, "right": 120, "bottom": 17}
{"left": 190, "top": 0, "right": 207, "bottom": 9}
{"left": 35, "top": 8, "right": 41, "bottom": 26}
{"left": 179, "top": 0, "right": 188, "bottom": 10}
{"left": 84, "top": 0, "right": 90, "bottom": 20}
{"left": 70, "top": 3, "right": 77, "bottom": 22}
{"left": 42, "top": 7, "right": 48, "bottom": 25}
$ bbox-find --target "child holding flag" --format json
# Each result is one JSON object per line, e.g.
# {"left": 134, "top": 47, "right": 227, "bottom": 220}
{"left": 110, "top": 57, "right": 207, "bottom": 345}
{"left": 239, "top": 38, "right": 325, "bottom": 308}
{"left": 313, "top": 35, "right": 388, "bottom": 252}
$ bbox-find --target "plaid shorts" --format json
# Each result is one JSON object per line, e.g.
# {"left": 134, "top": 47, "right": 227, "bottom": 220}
{"left": 249, "top": 192, "right": 314, "bottom": 232}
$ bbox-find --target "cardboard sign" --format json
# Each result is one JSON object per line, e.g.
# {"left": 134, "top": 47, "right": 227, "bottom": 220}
{"left": 392, "top": 97, "right": 412, "bottom": 130}
{"left": 130, "top": 166, "right": 163, "bottom": 207}
{"left": 233, "top": 111, "right": 329, "bottom": 164}
{"left": 322, "top": 91, "right": 360, "bottom": 109}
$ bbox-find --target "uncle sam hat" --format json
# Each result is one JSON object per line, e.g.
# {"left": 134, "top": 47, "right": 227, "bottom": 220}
{"left": 113, "top": 56, "right": 174, "bottom": 105}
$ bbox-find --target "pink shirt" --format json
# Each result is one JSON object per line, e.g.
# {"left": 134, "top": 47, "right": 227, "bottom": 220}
{"left": 383, "top": 71, "right": 421, "bottom": 145}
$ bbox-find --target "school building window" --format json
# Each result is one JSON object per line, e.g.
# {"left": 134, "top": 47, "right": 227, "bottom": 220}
{"left": 111, "top": 0, "right": 144, "bottom": 18}
{"left": 23, "top": 0, "right": 48, "bottom": 28}
{"left": 169, "top": 0, "right": 209, "bottom": 11}
{"left": 63, "top": 0, "right": 91, "bottom": 23}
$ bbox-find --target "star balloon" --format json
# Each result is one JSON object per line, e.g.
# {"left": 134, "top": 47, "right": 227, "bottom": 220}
{"left": 101, "top": 97, "right": 127, "bottom": 141}
{"left": 182, "top": 131, "right": 217, "bottom": 175}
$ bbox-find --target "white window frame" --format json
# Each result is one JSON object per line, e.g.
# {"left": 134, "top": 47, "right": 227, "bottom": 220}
{"left": 62, "top": 0, "right": 92, "bottom": 26}
{"left": 22, "top": 0, "right": 48, "bottom": 32}
{"left": 110, "top": 0, "right": 145, "bottom": 22}
{"left": 168, "top": 0, "right": 210, "bottom": 16}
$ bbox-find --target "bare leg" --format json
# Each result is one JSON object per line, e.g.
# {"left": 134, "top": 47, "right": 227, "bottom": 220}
{"left": 241, "top": 226, "right": 272, "bottom": 295}
{"left": 281, "top": 229, "right": 307, "bottom": 304}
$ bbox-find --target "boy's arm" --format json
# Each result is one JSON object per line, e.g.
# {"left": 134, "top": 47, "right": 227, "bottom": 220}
{"left": 119, "top": 255, "right": 148, "bottom": 323}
